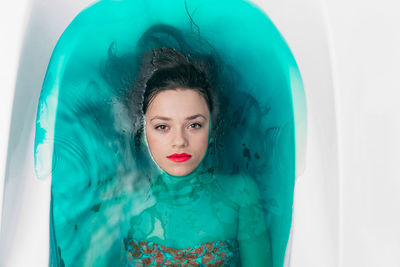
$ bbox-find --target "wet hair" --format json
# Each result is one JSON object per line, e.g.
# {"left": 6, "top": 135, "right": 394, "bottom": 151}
{"left": 139, "top": 48, "right": 213, "bottom": 116}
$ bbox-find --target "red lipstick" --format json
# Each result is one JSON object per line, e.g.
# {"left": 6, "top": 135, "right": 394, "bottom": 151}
{"left": 167, "top": 153, "right": 192, "bottom": 162}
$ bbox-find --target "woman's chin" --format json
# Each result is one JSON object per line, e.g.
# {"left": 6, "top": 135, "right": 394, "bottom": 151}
{"left": 163, "top": 165, "right": 196, "bottom": 177}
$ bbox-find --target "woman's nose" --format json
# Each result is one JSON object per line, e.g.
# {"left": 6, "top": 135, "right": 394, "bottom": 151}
{"left": 171, "top": 128, "right": 188, "bottom": 148}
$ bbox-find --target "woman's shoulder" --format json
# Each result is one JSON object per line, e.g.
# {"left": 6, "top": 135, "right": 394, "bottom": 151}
{"left": 216, "top": 172, "right": 259, "bottom": 189}
{"left": 215, "top": 173, "right": 261, "bottom": 205}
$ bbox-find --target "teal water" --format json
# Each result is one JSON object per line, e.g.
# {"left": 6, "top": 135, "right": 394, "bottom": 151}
{"left": 34, "top": 0, "right": 305, "bottom": 266}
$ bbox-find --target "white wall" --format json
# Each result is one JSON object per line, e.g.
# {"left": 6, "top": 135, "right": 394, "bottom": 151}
{"left": 0, "top": 0, "right": 31, "bottom": 228}
{"left": 325, "top": 1, "right": 400, "bottom": 266}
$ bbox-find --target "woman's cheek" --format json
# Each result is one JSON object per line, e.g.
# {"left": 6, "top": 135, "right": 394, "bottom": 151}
{"left": 198, "top": 133, "right": 209, "bottom": 152}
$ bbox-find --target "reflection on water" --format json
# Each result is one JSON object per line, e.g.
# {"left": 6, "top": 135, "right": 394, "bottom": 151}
{"left": 35, "top": 0, "right": 300, "bottom": 266}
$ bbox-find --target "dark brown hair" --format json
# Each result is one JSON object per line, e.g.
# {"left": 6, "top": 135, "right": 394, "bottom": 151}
{"left": 139, "top": 48, "right": 214, "bottom": 115}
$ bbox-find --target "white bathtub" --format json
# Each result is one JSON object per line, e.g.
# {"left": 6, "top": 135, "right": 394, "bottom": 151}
{"left": 1, "top": 0, "right": 399, "bottom": 266}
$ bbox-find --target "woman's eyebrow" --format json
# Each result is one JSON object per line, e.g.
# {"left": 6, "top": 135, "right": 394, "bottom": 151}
{"left": 150, "top": 116, "right": 171, "bottom": 122}
{"left": 150, "top": 114, "right": 207, "bottom": 122}
{"left": 185, "top": 114, "right": 207, "bottom": 121}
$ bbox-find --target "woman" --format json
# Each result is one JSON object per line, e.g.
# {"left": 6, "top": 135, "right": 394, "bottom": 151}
{"left": 123, "top": 45, "right": 272, "bottom": 266}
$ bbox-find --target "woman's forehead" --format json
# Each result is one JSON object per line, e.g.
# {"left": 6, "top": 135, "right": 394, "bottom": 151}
{"left": 146, "top": 89, "right": 210, "bottom": 119}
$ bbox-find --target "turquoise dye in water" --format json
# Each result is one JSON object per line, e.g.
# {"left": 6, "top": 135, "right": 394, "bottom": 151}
{"left": 34, "top": 0, "right": 304, "bottom": 266}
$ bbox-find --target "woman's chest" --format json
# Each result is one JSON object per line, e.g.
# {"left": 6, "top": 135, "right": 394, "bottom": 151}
{"left": 129, "top": 189, "right": 239, "bottom": 248}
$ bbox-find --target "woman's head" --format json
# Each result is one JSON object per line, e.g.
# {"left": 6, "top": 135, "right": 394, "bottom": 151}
{"left": 141, "top": 48, "right": 214, "bottom": 115}
{"left": 135, "top": 48, "right": 217, "bottom": 176}
{"left": 145, "top": 89, "right": 210, "bottom": 176}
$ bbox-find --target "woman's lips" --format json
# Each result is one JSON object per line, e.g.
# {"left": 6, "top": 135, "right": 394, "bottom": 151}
{"left": 167, "top": 153, "right": 192, "bottom": 162}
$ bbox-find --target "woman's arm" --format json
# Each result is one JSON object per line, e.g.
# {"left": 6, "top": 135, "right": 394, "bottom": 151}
{"left": 237, "top": 174, "right": 272, "bottom": 267}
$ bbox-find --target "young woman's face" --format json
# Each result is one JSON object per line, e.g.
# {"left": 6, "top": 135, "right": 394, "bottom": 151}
{"left": 145, "top": 89, "right": 210, "bottom": 176}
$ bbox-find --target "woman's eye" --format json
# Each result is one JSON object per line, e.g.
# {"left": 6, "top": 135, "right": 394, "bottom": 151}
{"left": 155, "top": 125, "right": 168, "bottom": 131}
{"left": 190, "top": 123, "right": 202, "bottom": 129}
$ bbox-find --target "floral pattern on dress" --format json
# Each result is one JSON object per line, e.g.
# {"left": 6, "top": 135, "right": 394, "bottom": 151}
{"left": 125, "top": 238, "right": 239, "bottom": 267}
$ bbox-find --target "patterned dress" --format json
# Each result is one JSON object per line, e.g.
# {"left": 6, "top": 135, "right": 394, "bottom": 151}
{"left": 125, "top": 238, "right": 240, "bottom": 266}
